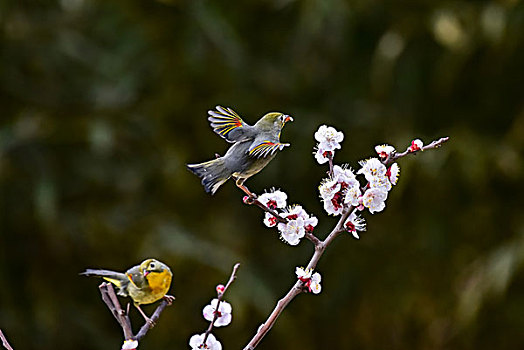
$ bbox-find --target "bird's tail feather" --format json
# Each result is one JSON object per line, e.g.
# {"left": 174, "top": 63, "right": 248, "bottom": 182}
{"left": 80, "top": 269, "right": 127, "bottom": 288}
{"left": 186, "top": 158, "right": 231, "bottom": 195}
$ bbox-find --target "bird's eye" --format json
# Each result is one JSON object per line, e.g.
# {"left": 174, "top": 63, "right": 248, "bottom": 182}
{"left": 150, "top": 263, "right": 155, "bottom": 269}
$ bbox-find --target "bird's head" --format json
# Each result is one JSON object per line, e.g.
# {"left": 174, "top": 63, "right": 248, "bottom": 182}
{"left": 140, "top": 258, "right": 169, "bottom": 278}
{"left": 257, "top": 112, "right": 293, "bottom": 132}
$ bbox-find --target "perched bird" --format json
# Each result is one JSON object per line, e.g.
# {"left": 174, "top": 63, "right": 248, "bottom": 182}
{"left": 81, "top": 258, "right": 174, "bottom": 324}
{"left": 187, "top": 106, "right": 293, "bottom": 196}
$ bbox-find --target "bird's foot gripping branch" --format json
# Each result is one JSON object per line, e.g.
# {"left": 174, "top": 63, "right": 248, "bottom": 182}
{"left": 98, "top": 283, "right": 172, "bottom": 349}
{"left": 240, "top": 125, "right": 448, "bottom": 350}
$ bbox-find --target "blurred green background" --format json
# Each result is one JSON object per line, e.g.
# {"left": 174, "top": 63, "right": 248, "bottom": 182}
{"left": 1, "top": 0, "right": 524, "bottom": 349}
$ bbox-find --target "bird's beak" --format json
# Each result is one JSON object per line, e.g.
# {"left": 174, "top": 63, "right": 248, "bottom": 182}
{"left": 143, "top": 270, "right": 150, "bottom": 277}
{"left": 283, "top": 115, "right": 293, "bottom": 124}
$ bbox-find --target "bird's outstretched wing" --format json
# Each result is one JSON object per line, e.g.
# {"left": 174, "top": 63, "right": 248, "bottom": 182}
{"left": 208, "top": 106, "right": 254, "bottom": 143}
{"left": 248, "top": 140, "right": 290, "bottom": 158}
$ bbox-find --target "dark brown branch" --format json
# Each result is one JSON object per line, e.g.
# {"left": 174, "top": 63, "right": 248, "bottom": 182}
{"left": 0, "top": 330, "right": 14, "bottom": 350}
{"left": 202, "top": 263, "right": 241, "bottom": 346}
{"left": 99, "top": 283, "right": 133, "bottom": 340}
{"left": 98, "top": 283, "right": 172, "bottom": 342}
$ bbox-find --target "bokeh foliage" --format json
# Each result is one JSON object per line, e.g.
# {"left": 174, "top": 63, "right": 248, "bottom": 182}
{"left": 1, "top": 0, "right": 524, "bottom": 349}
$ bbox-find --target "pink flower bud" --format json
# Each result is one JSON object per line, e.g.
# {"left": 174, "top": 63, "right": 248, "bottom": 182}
{"left": 216, "top": 284, "right": 225, "bottom": 294}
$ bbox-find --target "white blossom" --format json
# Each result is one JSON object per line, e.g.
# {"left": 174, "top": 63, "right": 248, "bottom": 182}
{"left": 357, "top": 158, "right": 387, "bottom": 182}
{"left": 314, "top": 145, "right": 332, "bottom": 164}
{"left": 258, "top": 189, "right": 287, "bottom": 210}
{"left": 277, "top": 205, "right": 318, "bottom": 245}
{"left": 375, "top": 144, "right": 395, "bottom": 159}
{"left": 387, "top": 163, "right": 400, "bottom": 185}
{"left": 189, "top": 333, "right": 222, "bottom": 350}
{"left": 319, "top": 179, "right": 340, "bottom": 201}
{"left": 309, "top": 272, "right": 322, "bottom": 294}
{"left": 303, "top": 214, "right": 318, "bottom": 232}
{"left": 121, "top": 340, "right": 138, "bottom": 350}
{"left": 278, "top": 217, "right": 305, "bottom": 245}
{"left": 203, "top": 299, "right": 232, "bottom": 327}
{"left": 278, "top": 217, "right": 312, "bottom": 245}
{"left": 263, "top": 212, "right": 278, "bottom": 227}
{"left": 369, "top": 174, "right": 392, "bottom": 192}
{"left": 362, "top": 188, "right": 388, "bottom": 214}
{"left": 344, "top": 184, "right": 362, "bottom": 207}
{"left": 295, "top": 267, "right": 313, "bottom": 281}
{"left": 314, "top": 125, "right": 344, "bottom": 151}
{"left": 344, "top": 212, "right": 366, "bottom": 239}
{"left": 319, "top": 168, "right": 359, "bottom": 216}
{"left": 332, "top": 165, "right": 359, "bottom": 188}
{"left": 323, "top": 195, "right": 344, "bottom": 216}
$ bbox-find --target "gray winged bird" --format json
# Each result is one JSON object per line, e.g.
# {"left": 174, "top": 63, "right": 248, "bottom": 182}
{"left": 187, "top": 106, "right": 293, "bottom": 196}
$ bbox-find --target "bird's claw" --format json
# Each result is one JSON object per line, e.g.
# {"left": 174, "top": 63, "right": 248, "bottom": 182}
{"left": 163, "top": 295, "right": 176, "bottom": 305}
{"left": 146, "top": 317, "right": 156, "bottom": 328}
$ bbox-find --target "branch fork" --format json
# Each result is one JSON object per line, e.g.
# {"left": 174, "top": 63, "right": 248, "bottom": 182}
{"left": 98, "top": 283, "right": 173, "bottom": 342}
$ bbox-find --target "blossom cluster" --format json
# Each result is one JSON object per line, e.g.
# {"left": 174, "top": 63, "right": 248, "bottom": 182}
{"left": 189, "top": 293, "right": 233, "bottom": 349}
{"left": 296, "top": 267, "right": 322, "bottom": 294}
{"left": 259, "top": 189, "right": 318, "bottom": 246}
{"left": 315, "top": 132, "right": 403, "bottom": 239}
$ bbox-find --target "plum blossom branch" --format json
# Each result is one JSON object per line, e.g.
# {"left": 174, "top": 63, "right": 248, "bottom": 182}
{"left": 243, "top": 206, "right": 350, "bottom": 350}
{"left": 0, "top": 330, "right": 14, "bottom": 350}
{"left": 386, "top": 137, "right": 449, "bottom": 165}
{"left": 243, "top": 191, "right": 321, "bottom": 246}
{"left": 202, "top": 263, "right": 240, "bottom": 345}
{"left": 98, "top": 283, "right": 172, "bottom": 348}
{"left": 244, "top": 197, "right": 287, "bottom": 224}
{"left": 189, "top": 263, "right": 240, "bottom": 350}
{"left": 243, "top": 130, "right": 448, "bottom": 350}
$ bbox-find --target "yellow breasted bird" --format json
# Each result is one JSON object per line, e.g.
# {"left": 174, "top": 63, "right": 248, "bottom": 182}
{"left": 187, "top": 106, "right": 293, "bottom": 196}
{"left": 81, "top": 258, "right": 174, "bottom": 324}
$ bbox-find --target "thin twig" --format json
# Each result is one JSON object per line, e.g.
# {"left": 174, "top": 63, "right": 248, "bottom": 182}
{"left": 251, "top": 199, "right": 287, "bottom": 224}
{"left": 243, "top": 136, "right": 449, "bottom": 350}
{"left": 327, "top": 152, "right": 334, "bottom": 177}
{"left": 135, "top": 299, "right": 171, "bottom": 340}
{"left": 386, "top": 137, "right": 449, "bottom": 165}
{"left": 202, "top": 263, "right": 241, "bottom": 346}
{"left": 0, "top": 330, "right": 14, "bottom": 350}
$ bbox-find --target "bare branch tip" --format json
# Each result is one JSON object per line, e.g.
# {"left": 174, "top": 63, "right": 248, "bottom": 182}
{"left": 0, "top": 329, "right": 14, "bottom": 350}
